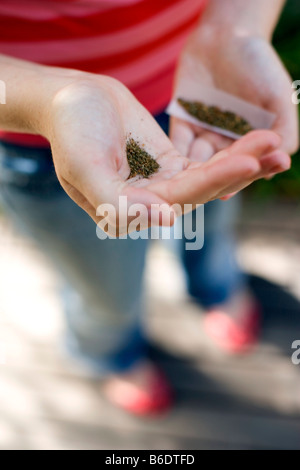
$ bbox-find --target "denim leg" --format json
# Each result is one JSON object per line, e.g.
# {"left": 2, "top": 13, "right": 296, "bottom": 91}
{"left": 154, "top": 112, "right": 246, "bottom": 308}
{"left": 0, "top": 142, "right": 148, "bottom": 375}
{"left": 181, "top": 198, "right": 246, "bottom": 307}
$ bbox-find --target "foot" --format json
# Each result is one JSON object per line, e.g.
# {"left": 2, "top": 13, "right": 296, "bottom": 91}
{"left": 203, "top": 290, "right": 261, "bottom": 354}
{"left": 102, "top": 360, "right": 173, "bottom": 416}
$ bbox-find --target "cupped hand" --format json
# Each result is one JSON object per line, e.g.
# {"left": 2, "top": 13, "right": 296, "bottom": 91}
{"left": 171, "top": 32, "right": 298, "bottom": 179}
{"left": 47, "top": 75, "right": 290, "bottom": 235}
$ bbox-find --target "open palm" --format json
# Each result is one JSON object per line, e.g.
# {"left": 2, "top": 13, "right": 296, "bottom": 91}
{"left": 48, "top": 76, "right": 290, "bottom": 235}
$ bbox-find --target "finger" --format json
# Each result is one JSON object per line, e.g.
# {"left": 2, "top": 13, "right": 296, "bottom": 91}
{"left": 188, "top": 137, "right": 215, "bottom": 162}
{"left": 202, "top": 130, "right": 283, "bottom": 170}
{"left": 148, "top": 153, "right": 261, "bottom": 206}
{"left": 197, "top": 130, "right": 233, "bottom": 152}
{"left": 258, "top": 149, "right": 291, "bottom": 176}
{"left": 218, "top": 152, "right": 290, "bottom": 199}
{"left": 82, "top": 164, "right": 179, "bottom": 234}
{"left": 215, "top": 151, "right": 290, "bottom": 199}
{"left": 264, "top": 174, "right": 276, "bottom": 181}
{"left": 188, "top": 130, "right": 233, "bottom": 162}
{"left": 271, "top": 93, "right": 299, "bottom": 155}
{"left": 148, "top": 132, "right": 291, "bottom": 207}
{"left": 213, "top": 175, "right": 258, "bottom": 201}
{"left": 220, "top": 192, "right": 238, "bottom": 201}
{"left": 228, "top": 129, "right": 282, "bottom": 158}
{"left": 169, "top": 117, "right": 195, "bottom": 157}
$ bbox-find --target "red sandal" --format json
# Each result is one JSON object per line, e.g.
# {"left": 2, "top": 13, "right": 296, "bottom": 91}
{"left": 203, "top": 304, "right": 261, "bottom": 354}
{"left": 104, "top": 364, "right": 173, "bottom": 416}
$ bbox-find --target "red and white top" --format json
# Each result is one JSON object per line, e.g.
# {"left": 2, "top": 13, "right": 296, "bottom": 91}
{"left": 0, "top": 0, "right": 207, "bottom": 146}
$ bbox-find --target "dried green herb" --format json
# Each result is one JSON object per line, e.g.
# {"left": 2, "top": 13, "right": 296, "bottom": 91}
{"left": 178, "top": 98, "right": 253, "bottom": 136}
{"left": 126, "top": 138, "right": 160, "bottom": 180}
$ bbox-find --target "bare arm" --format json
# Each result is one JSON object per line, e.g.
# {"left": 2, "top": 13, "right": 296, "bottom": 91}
{"left": 0, "top": 54, "right": 86, "bottom": 137}
{"left": 199, "top": 0, "right": 286, "bottom": 40}
{"left": 171, "top": 0, "right": 298, "bottom": 162}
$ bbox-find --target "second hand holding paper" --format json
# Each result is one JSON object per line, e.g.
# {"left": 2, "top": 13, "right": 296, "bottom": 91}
{"left": 167, "top": 81, "right": 276, "bottom": 140}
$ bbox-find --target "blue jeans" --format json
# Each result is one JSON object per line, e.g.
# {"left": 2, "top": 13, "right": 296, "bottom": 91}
{"left": 0, "top": 113, "right": 244, "bottom": 375}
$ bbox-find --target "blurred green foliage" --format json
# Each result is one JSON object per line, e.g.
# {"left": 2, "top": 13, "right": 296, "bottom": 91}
{"left": 249, "top": 0, "right": 300, "bottom": 199}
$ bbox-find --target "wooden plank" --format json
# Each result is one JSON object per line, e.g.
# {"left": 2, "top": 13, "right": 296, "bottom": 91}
{"left": 2, "top": 354, "right": 299, "bottom": 418}
{"left": 0, "top": 419, "right": 272, "bottom": 451}
{"left": 146, "top": 310, "right": 300, "bottom": 369}
{"left": 0, "top": 365, "right": 299, "bottom": 449}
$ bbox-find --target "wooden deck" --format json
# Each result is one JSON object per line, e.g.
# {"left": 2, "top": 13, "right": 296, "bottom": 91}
{"left": 0, "top": 200, "right": 299, "bottom": 450}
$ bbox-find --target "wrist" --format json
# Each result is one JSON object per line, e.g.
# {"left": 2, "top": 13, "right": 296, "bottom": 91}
{"left": 43, "top": 73, "right": 126, "bottom": 144}
{"left": 183, "top": 23, "right": 271, "bottom": 71}
{"left": 195, "top": 22, "right": 271, "bottom": 50}
{"left": 0, "top": 55, "right": 91, "bottom": 139}
{"left": 23, "top": 66, "right": 90, "bottom": 139}
{"left": 196, "top": 0, "right": 285, "bottom": 44}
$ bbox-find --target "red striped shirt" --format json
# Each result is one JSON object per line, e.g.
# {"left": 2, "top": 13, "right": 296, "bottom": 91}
{"left": 0, "top": 0, "right": 207, "bottom": 146}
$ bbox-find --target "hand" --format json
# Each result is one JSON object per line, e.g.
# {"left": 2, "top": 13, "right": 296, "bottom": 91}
{"left": 171, "top": 31, "right": 299, "bottom": 173}
{"left": 46, "top": 75, "right": 290, "bottom": 235}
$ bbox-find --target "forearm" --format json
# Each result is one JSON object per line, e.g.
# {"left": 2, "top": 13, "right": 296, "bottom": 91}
{"left": 0, "top": 54, "right": 86, "bottom": 138}
{"left": 199, "top": 0, "right": 286, "bottom": 40}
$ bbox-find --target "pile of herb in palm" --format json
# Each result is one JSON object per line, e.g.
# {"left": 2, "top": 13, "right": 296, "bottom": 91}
{"left": 126, "top": 138, "right": 160, "bottom": 180}
{"left": 178, "top": 98, "right": 253, "bottom": 136}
